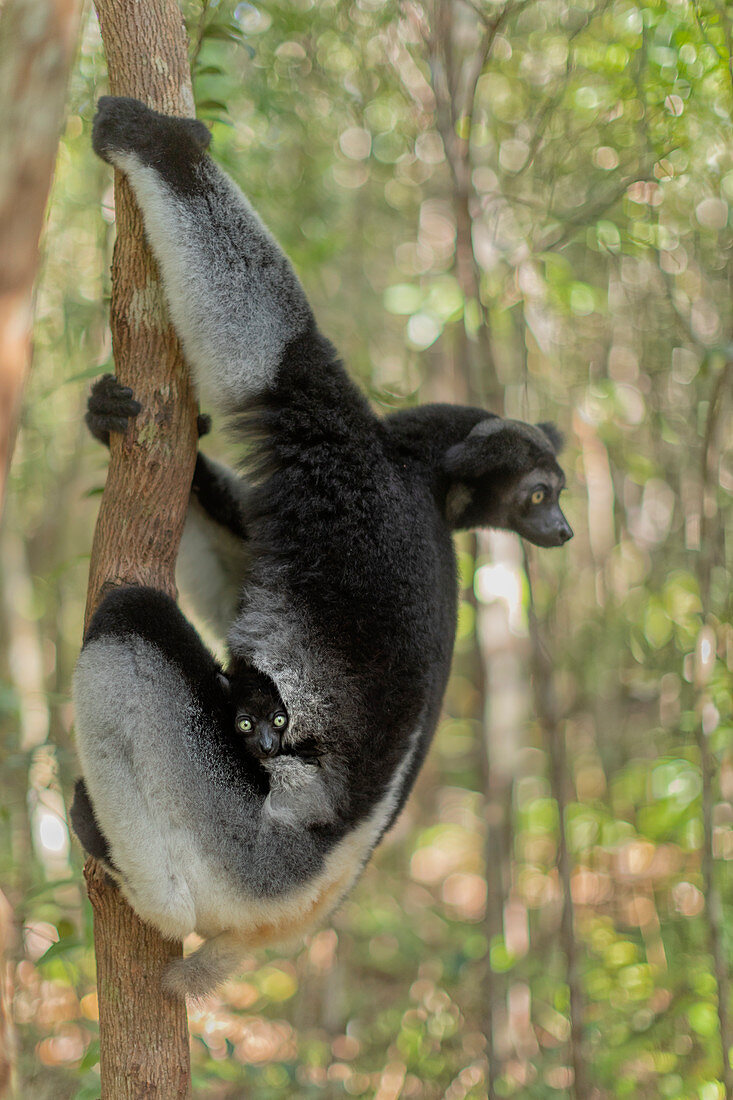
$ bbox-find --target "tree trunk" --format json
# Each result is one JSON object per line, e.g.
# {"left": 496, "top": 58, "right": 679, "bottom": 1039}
{"left": 84, "top": 1, "right": 199, "bottom": 1096}
{"left": 0, "top": 0, "right": 83, "bottom": 512}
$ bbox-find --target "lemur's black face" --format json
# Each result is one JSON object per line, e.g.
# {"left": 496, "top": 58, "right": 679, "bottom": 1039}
{"left": 235, "top": 702, "right": 288, "bottom": 759}
{"left": 443, "top": 417, "right": 574, "bottom": 547}
{"left": 504, "top": 468, "right": 572, "bottom": 548}
{"left": 221, "top": 666, "right": 288, "bottom": 759}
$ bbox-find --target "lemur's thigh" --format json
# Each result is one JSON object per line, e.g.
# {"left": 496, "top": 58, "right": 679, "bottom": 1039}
{"left": 74, "top": 588, "right": 232, "bottom": 936}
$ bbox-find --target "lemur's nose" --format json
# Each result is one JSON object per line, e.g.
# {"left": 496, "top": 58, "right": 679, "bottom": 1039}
{"left": 258, "top": 728, "right": 279, "bottom": 757}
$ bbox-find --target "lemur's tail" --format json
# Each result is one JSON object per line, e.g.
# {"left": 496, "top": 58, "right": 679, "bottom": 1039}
{"left": 163, "top": 932, "right": 247, "bottom": 1001}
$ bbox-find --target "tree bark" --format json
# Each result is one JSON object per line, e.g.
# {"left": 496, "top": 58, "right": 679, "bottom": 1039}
{"left": 525, "top": 562, "right": 589, "bottom": 1100}
{"left": 0, "top": 0, "right": 83, "bottom": 513}
{"left": 84, "top": 1, "right": 199, "bottom": 1096}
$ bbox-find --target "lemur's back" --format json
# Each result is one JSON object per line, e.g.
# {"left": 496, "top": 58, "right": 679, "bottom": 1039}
{"left": 226, "top": 326, "right": 457, "bottom": 828}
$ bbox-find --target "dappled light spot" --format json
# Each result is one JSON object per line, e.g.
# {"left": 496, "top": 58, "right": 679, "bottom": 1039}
{"left": 233, "top": 1018, "right": 296, "bottom": 1065}
{"left": 332, "top": 1034, "right": 360, "bottom": 1061}
{"left": 79, "top": 992, "right": 98, "bottom": 1021}
{"left": 221, "top": 979, "right": 259, "bottom": 1010}
{"left": 545, "top": 1065, "right": 574, "bottom": 1090}
{"left": 374, "top": 1059, "right": 406, "bottom": 1100}
{"left": 36, "top": 1027, "right": 85, "bottom": 1066}
{"left": 307, "top": 927, "right": 338, "bottom": 972}
{"left": 23, "top": 921, "right": 58, "bottom": 962}
{"left": 571, "top": 868, "right": 612, "bottom": 906}
{"left": 441, "top": 873, "right": 486, "bottom": 921}
{"left": 338, "top": 127, "right": 371, "bottom": 160}
{"left": 695, "top": 198, "right": 727, "bottom": 229}
{"left": 672, "top": 882, "right": 704, "bottom": 918}
{"left": 593, "top": 146, "right": 620, "bottom": 170}
{"left": 617, "top": 840, "right": 656, "bottom": 879}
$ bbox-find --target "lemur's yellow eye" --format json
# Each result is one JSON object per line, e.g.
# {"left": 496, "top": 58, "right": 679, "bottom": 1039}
{"left": 273, "top": 713, "right": 288, "bottom": 728}
{"left": 236, "top": 716, "right": 253, "bottom": 733}
{"left": 531, "top": 488, "right": 545, "bottom": 505}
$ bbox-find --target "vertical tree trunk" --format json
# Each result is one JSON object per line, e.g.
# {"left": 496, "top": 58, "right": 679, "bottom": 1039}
{"left": 421, "top": 4, "right": 509, "bottom": 1090}
{"left": 696, "top": 358, "right": 733, "bottom": 1098}
{"left": 83, "top": 2, "right": 198, "bottom": 1096}
{"left": 0, "top": 0, "right": 83, "bottom": 511}
{"left": 526, "top": 573, "right": 588, "bottom": 1099}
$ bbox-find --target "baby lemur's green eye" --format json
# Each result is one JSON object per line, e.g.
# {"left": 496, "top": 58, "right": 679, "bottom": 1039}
{"left": 273, "top": 713, "right": 288, "bottom": 729}
{"left": 531, "top": 488, "right": 545, "bottom": 505}
{"left": 236, "top": 716, "right": 253, "bottom": 733}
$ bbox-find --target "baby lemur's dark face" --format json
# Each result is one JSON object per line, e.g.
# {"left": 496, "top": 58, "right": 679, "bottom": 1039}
{"left": 223, "top": 666, "right": 288, "bottom": 759}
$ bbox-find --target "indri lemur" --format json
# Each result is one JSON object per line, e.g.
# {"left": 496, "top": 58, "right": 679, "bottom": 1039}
{"left": 71, "top": 97, "right": 572, "bottom": 999}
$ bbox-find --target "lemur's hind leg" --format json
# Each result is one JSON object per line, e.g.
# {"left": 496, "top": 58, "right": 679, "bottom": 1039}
{"left": 92, "top": 97, "right": 314, "bottom": 415}
{"left": 70, "top": 777, "right": 115, "bottom": 866}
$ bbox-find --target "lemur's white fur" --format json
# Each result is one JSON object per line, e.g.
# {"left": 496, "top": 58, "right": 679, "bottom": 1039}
{"left": 177, "top": 497, "right": 249, "bottom": 642}
{"left": 110, "top": 152, "right": 311, "bottom": 412}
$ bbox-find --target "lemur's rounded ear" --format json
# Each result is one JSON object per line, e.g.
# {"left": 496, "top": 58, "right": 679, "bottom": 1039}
{"left": 444, "top": 417, "right": 505, "bottom": 478}
{"left": 536, "top": 422, "right": 564, "bottom": 453}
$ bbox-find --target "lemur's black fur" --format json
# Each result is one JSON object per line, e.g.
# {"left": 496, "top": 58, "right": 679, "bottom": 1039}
{"left": 72, "top": 98, "right": 572, "bottom": 998}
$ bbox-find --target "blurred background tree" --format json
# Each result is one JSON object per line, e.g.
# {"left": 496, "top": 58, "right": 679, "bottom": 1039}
{"left": 1, "top": 0, "right": 732, "bottom": 1097}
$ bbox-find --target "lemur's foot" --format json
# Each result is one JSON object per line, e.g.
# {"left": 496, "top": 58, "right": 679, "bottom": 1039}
{"left": 87, "top": 374, "right": 210, "bottom": 446}
{"left": 92, "top": 96, "right": 211, "bottom": 170}
{"left": 86, "top": 374, "right": 141, "bottom": 446}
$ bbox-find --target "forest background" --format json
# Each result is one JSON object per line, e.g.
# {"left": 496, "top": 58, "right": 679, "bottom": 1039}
{"left": 1, "top": 0, "right": 732, "bottom": 1097}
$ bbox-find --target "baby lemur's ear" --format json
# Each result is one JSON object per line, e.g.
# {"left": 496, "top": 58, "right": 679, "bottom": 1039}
{"left": 443, "top": 417, "right": 507, "bottom": 480}
{"left": 536, "top": 422, "right": 564, "bottom": 453}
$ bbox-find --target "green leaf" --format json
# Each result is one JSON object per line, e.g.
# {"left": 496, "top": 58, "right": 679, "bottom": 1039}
{"left": 37, "top": 935, "right": 83, "bottom": 964}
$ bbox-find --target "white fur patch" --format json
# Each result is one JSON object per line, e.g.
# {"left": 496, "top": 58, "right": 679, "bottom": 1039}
{"left": 176, "top": 497, "right": 250, "bottom": 643}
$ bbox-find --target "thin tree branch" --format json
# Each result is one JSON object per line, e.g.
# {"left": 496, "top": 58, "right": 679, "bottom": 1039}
{"left": 525, "top": 549, "right": 589, "bottom": 1100}
{"left": 694, "top": 355, "right": 733, "bottom": 1098}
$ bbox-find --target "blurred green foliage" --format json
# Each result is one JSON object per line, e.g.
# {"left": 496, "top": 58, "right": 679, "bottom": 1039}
{"left": 2, "top": 0, "right": 733, "bottom": 1097}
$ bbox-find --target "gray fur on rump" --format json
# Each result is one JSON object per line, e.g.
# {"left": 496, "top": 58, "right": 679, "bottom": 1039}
{"left": 75, "top": 97, "right": 572, "bottom": 999}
